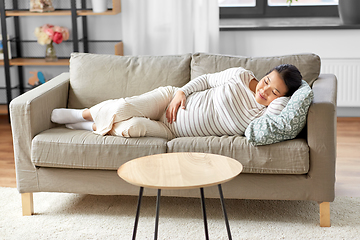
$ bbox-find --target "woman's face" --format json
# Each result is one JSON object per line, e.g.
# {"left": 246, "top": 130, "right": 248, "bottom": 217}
{"left": 255, "top": 70, "right": 288, "bottom": 106}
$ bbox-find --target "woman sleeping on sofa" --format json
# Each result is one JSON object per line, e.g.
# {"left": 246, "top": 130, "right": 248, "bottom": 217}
{"left": 51, "top": 64, "right": 302, "bottom": 140}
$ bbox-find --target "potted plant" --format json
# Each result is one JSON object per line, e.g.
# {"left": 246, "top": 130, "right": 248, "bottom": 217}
{"left": 338, "top": 0, "right": 360, "bottom": 25}
{"left": 288, "top": 0, "right": 360, "bottom": 25}
{"left": 91, "top": 0, "right": 108, "bottom": 13}
{"left": 287, "top": 0, "right": 297, "bottom": 5}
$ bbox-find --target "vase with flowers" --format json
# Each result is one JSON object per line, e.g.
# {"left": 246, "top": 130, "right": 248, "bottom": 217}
{"left": 34, "top": 24, "right": 69, "bottom": 62}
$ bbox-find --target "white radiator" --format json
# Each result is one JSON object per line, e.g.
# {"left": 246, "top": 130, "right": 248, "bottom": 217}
{"left": 321, "top": 59, "right": 360, "bottom": 107}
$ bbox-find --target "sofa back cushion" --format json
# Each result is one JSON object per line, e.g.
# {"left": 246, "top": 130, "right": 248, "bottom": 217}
{"left": 190, "top": 53, "right": 321, "bottom": 85}
{"left": 68, "top": 53, "right": 192, "bottom": 109}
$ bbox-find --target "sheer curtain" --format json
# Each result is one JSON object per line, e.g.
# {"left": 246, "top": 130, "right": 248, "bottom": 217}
{"left": 121, "top": 0, "right": 219, "bottom": 55}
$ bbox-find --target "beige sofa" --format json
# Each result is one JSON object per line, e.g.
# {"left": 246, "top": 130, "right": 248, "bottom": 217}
{"left": 10, "top": 52, "right": 337, "bottom": 227}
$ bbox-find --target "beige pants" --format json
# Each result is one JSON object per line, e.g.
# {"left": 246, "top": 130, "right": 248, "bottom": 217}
{"left": 89, "top": 86, "right": 177, "bottom": 140}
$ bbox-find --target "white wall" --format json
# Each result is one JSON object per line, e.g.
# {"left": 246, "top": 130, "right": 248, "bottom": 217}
{"left": 219, "top": 29, "right": 360, "bottom": 116}
{"left": 219, "top": 29, "right": 360, "bottom": 58}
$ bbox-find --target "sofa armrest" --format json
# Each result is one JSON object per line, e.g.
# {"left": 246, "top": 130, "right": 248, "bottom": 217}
{"left": 10, "top": 72, "right": 70, "bottom": 193}
{"left": 307, "top": 73, "right": 337, "bottom": 201}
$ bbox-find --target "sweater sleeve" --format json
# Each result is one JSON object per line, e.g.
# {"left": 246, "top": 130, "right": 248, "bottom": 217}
{"left": 264, "top": 96, "right": 290, "bottom": 115}
{"left": 179, "top": 74, "right": 210, "bottom": 97}
{"left": 180, "top": 67, "right": 252, "bottom": 97}
{"left": 238, "top": 68, "right": 257, "bottom": 87}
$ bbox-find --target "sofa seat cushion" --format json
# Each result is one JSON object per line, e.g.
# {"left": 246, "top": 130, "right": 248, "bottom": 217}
{"left": 167, "top": 136, "right": 309, "bottom": 174}
{"left": 31, "top": 127, "right": 167, "bottom": 170}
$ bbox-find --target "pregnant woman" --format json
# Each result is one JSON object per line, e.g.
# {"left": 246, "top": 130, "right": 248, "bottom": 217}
{"left": 51, "top": 64, "right": 302, "bottom": 140}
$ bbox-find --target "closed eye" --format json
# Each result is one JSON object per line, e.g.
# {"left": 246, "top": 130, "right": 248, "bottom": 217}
{"left": 266, "top": 76, "right": 281, "bottom": 96}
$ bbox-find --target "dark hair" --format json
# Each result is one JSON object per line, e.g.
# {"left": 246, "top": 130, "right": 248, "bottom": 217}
{"left": 267, "top": 64, "right": 302, "bottom": 97}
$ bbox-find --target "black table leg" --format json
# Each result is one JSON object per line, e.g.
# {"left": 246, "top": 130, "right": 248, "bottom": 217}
{"left": 133, "top": 186, "right": 231, "bottom": 240}
{"left": 200, "top": 187, "right": 209, "bottom": 240}
{"left": 154, "top": 189, "right": 161, "bottom": 240}
{"left": 218, "top": 184, "right": 232, "bottom": 240}
{"left": 133, "top": 187, "right": 144, "bottom": 240}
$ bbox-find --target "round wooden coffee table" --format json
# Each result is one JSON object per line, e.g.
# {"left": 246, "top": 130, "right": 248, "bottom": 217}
{"left": 118, "top": 152, "right": 243, "bottom": 240}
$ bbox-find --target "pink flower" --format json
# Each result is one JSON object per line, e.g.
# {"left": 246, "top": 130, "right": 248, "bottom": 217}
{"left": 52, "top": 32, "right": 63, "bottom": 44}
{"left": 42, "top": 24, "right": 54, "bottom": 29}
{"left": 34, "top": 24, "right": 69, "bottom": 45}
{"left": 44, "top": 28, "right": 54, "bottom": 38}
{"left": 61, "top": 28, "right": 70, "bottom": 41}
{"left": 53, "top": 26, "right": 62, "bottom": 32}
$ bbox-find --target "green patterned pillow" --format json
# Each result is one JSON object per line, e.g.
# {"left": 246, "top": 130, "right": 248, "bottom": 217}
{"left": 245, "top": 80, "right": 313, "bottom": 145}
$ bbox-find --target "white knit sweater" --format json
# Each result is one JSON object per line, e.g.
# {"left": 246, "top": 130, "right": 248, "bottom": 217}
{"left": 165, "top": 67, "right": 268, "bottom": 137}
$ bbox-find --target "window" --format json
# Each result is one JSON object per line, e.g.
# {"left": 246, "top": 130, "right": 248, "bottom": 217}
{"left": 219, "top": 0, "right": 339, "bottom": 18}
{"left": 268, "top": 0, "right": 338, "bottom": 6}
{"left": 219, "top": 0, "right": 256, "bottom": 7}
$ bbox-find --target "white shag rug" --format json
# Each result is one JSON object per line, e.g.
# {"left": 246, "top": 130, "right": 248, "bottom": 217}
{"left": 1, "top": 187, "right": 359, "bottom": 240}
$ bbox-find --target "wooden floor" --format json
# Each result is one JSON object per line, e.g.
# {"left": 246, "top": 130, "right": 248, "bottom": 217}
{"left": 335, "top": 118, "right": 360, "bottom": 197}
{"left": 0, "top": 113, "right": 16, "bottom": 188}
{"left": 0, "top": 106, "right": 359, "bottom": 197}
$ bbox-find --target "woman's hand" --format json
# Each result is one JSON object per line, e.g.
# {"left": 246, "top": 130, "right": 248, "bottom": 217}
{"left": 166, "top": 90, "right": 186, "bottom": 124}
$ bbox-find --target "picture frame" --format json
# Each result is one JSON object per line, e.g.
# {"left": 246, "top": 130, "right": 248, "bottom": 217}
{"left": 0, "top": 35, "right": 12, "bottom": 60}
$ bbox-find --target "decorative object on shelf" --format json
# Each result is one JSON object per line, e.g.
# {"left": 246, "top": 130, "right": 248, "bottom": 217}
{"left": 0, "top": 35, "right": 12, "bottom": 60}
{"left": 45, "top": 42, "right": 57, "bottom": 62}
{"left": 30, "top": 0, "right": 54, "bottom": 12}
{"left": 338, "top": 0, "right": 360, "bottom": 25}
{"left": 34, "top": 24, "right": 69, "bottom": 62}
{"left": 91, "top": 0, "right": 108, "bottom": 13}
{"left": 28, "top": 71, "right": 46, "bottom": 87}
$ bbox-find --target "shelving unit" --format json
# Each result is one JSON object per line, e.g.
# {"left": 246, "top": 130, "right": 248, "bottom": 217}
{"left": 5, "top": 0, "right": 120, "bottom": 16}
{"left": 0, "top": 0, "right": 123, "bottom": 115}
{"left": 7, "top": 58, "right": 71, "bottom": 66}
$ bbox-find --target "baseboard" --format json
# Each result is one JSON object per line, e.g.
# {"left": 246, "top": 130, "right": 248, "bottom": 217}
{"left": 337, "top": 107, "right": 360, "bottom": 117}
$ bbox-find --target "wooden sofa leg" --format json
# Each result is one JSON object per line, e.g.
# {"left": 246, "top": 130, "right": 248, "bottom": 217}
{"left": 21, "top": 193, "right": 34, "bottom": 216}
{"left": 319, "top": 202, "right": 330, "bottom": 227}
